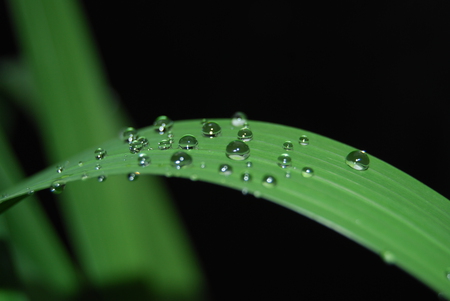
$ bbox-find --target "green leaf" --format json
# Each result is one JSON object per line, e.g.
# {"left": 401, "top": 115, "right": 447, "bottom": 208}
{"left": 1, "top": 118, "right": 449, "bottom": 297}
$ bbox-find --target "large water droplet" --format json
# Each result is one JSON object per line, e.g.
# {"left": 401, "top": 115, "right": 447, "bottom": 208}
{"left": 301, "top": 167, "right": 314, "bottom": 178}
{"left": 237, "top": 128, "right": 253, "bottom": 142}
{"left": 122, "top": 127, "right": 137, "bottom": 143}
{"left": 128, "top": 172, "right": 139, "bottom": 181}
{"left": 277, "top": 154, "right": 292, "bottom": 168}
{"left": 345, "top": 150, "right": 370, "bottom": 171}
{"left": 282, "top": 141, "right": 293, "bottom": 151}
{"left": 98, "top": 175, "right": 107, "bottom": 182}
{"left": 158, "top": 139, "right": 172, "bottom": 150}
{"left": 95, "top": 148, "right": 107, "bottom": 160}
{"left": 262, "top": 175, "right": 276, "bottom": 188}
{"left": 231, "top": 112, "right": 247, "bottom": 127}
{"left": 138, "top": 153, "right": 151, "bottom": 167}
{"left": 219, "top": 164, "right": 233, "bottom": 175}
{"left": 129, "top": 139, "right": 144, "bottom": 154}
{"left": 50, "top": 181, "right": 65, "bottom": 194}
{"left": 202, "top": 121, "right": 221, "bottom": 138}
{"left": 226, "top": 140, "right": 250, "bottom": 160}
{"left": 154, "top": 116, "right": 173, "bottom": 134}
{"left": 299, "top": 135, "right": 309, "bottom": 146}
{"left": 56, "top": 165, "right": 64, "bottom": 173}
{"left": 178, "top": 134, "right": 198, "bottom": 149}
{"left": 241, "top": 173, "right": 252, "bottom": 182}
{"left": 170, "top": 151, "right": 193, "bottom": 169}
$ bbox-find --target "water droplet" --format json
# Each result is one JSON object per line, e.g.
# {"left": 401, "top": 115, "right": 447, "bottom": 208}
{"left": 154, "top": 116, "right": 173, "bottom": 134}
{"left": 138, "top": 153, "right": 151, "bottom": 167}
{"left": 200, "top": 118, "right": 208, "bottom": 125}
{"left": 242, "top": 188, "right": 249, "bottom": 195}
{"left": 178, "top": 134, "right": 198, "bottom": 149}
{"left": 78, "top": 161, "right": 83, "bottom": 167}
{"left": 262, "top": 175, "right": 276, "bottom": 188}
{"left": 56, "top": 165, "right": 64, "bottom": 173}
{"left": 301, "top": 167, "right": 314, "bottom": 178}
{"left": 50, "top": 181, "right": 66, "bottom": 194}
{"left": 26, "top": 188, "right": 34, "bottom": 195}
{"left": 170, "top": 151, "right": 193, "bottom": 169}
{"left": 98, "top": 175, "right": 107, "bottom": 182}
{"left": 299, "top": 135, "right": 309, "bottom": 146}
{"left": 246, "top": 161, "right": 253, "bottom": 168}
{"left": 380, "top": 250, "right": 396, "bottom": 264}
{"left": 127, "top": 173, "right": 139, "bottom": 181}
{"left": 231, "top": 112, "right": 247, "bottom": 127}
{"left": 190, "top": 174, "right": 199, "bottom": 181}
{"left": 219, "top": 164, "right": 233, "bottom": 175}
{"left": 158, "top": 139, "right": 172, "bottom": 150}
{"left": 202, "top": 121, "right": 221, "bottom": 138}
{"left": 237, "top": 128, "right": 253, "bottom": 141}
{"left": 137, "top": 136, "right": 149, "bottom": 148}
{"left": 226, "top": 140, "right": 250, "bottom": 161}
{"left": 95, "top": 148, "right": 107, "bottom": 160}
{"left": 122, "top": 127, "right": 137, "bottom": 143}
{"left": 95, "top": 164, "right": 101, "bottom": 170}
{"left": 200, "top": 162, "right": 206, "bottom": 168}
{"left": 241, "top": 173, "right": 251, "bottom": 182}
{"left": 277, "top": 154, "right": 292, "bottom": 168}
{"left": 129, "top": 139, "right": 144, "bottom": 154}
{"left": 282, "top": 141, "right": 294, "bottom": 151}
{"left": 81, "top": 173, "right": 89, "bottom": 181}
{"left": 345, "top": 150, "right": 370, "bottom": 171}
{"left": 445, "top": 268, "right": 450, "bottom": 281}
{"left": 285, "top": 172, "right": 291, "bottom": 178}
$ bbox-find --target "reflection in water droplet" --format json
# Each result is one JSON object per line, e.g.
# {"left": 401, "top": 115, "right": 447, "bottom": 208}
{"left": 262, "top": 175, "right": 276, "bottom": 188}
{"left": 345, "top": 150, "right": 370, "bottom": 171}
{"left": 301, "top": 167, "right": 314, "bottom": 178}
{"left": 98, "top": 175, "right": 107, "bottom": 182}
{"left": 95, "top": 148, "right": 107, "bottom": 160}
{"left": 95, "top": 164, "right": 101, "bottom": 170}
{"left": 170, "top": 151, "right": 193, "bottom": 169}
{"left": 226, "top": 140, "right": 250, "bottom": 161}
{"left": 237, "top": 128, "right": 253, "bottom": 141}
{"left": 277, "top": 154, "right": 292, "bottom": 168}
{"left": 129, "top": 139, "right": 144, "bottom": 154}
{"left": 138, "top": 154, "right": 151, "bottom": 167}
{"left": 128, "top": 173, "right": 139, "bottom": 181}
{"left": 283, "top": 141, "right": 294, "bottom": 151}
{"left": 241, "top": 173, "right": 251, "bottom": 182}
{"left": 380, "top": 250, "right": 396, "bottom": 264}
{"left": 179, "top": 134, "right": 198, "bottom": 149}
{"left": 231, "top": 112, "right": 247, "bottom": 127}
{"left": 202, "top": 122, "right": 221, "bottom": 137}
{"left": 154, "top": 116, "right": 174, "bottom": 134}
{"left": 299, "top": 135, "right": 309, "bottom": 146}
{"left": 122, "top": 127, "right": 137, "bottom": 143}
{"left": 56, "top": 165, "right": 64, "bottom": 173}
{"left": 50, "top": 182, "right": 66, "bottom": 194}
{"left": 219, "top": 164, "right": 233, "bottom": 175}
{"left": 158, "top": 139, "right": 172, "bottom": 150}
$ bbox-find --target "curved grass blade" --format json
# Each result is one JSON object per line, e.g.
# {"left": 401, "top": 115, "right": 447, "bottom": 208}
{"left": 1, "top": 118, "right": 449, "bottom": 297}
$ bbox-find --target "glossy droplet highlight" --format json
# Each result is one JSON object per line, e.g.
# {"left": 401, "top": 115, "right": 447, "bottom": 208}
{"left": 95, "top": 148, "right": 107, "bottom": 160}
{"left": 345, "top": 150, "right": 370, "bottom": 171}
{"left": 246, "top": 161, "right": 253, "bottom": 168}
{"left": 226, "top": 140, "right": 250, "bottom": 161}
{"left": 219, "top": 164, "right": 233, "bottom": 175}
{"left": 122, "top": 127, "right": 137, "bottom": 143}
{"left": 98, "top": 175, "right": 107, "bottom": 182}
{"left": 277, "top": 154, "right": 292, "bottom": 168}
{"left": 242, "top": 173, "right": 251, "bottom": 182}
{"left": 95, "top": 164, "right": 101, "bottom": 170}
{"left": 138, "top": 154, "right": 151, "bottom": 167}
{"left": 231, "top": 112, "right": 247, "bottom": 127}
{"left": 56, "top": 165, "right": 64, "bottom": 173}
{"left": 283, "top": 141, "right": 293, "bottom": 151}
{"left": 170, "top": 151, "right": 193, "bottom": 169}
{"left": 299, "top": 135, "right": 309, "bottom": 146}
{"left": 129, "top": 140, "right": 144, "bottom": 154}
{"left": 237, "top": 128, "right": 253, "bottom": 141}
{"left": 50, "top": 182, "right": 65, "bottom": 194}
{"left": 202, "top": 121, "right": 221, "bottom": 138}
{"left": 301, "top": 167, "right": 314, "bottom": 178}
{"left": 128, "top": 173, "right": 139, "bottom": 181}
{"left": 154, "top": 116, "right": 174, "bottom": 134}
{"left": 158, "top": 139, "right": 172, "bottom": 150}
{"left": 137, "top": 136, "right": 149, "bottom": 148}
{"left": 178, "top": 134, "right": 198, "bottom": 149}
{"left": 262, "top": 175, "right": 276, "bottom": 188}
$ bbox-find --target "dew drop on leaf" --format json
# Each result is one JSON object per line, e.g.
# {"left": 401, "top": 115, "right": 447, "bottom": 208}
{"left": 138, "top": 153, "right": 151, "bottom": 167}
{"left": 26, "top": 188, "right": 34, "bottom": 195}
{"left": 78, "top": 161, "right": 83, "bottom": 167}
{"left": 277, "top": 154, "right": 292, "bottom": 168}
{"left": 282, "top": 141, "right": 293, "bottom": 151}
{"left": 127, "top": 173, "right": 139, "bottom": 181}
{"left": 56, "top": 165, "right": 64, "bottom": 173}
{"left": 154, "top": 116, "right": 173, "bottom": 134}
{"left": 246, "top": 161, "right": 253, "bottom": 168}
{"left": 202, "top": 121, "right": 221, "bottom": 138}
{"left": 262, "top": 175, "right": 276, "bottom": 188}
{"left": 345, "top": 150, "right": 370, "bottom": 171}
{"left": 122, "top": 127, "right": 137, "bottom": 143}
{"left": 95, "top": 164, "right": 101, "bottom": 170}
{"left": 226, "top": 140, "right": 250, "bottom": 161}
{"left": 241, "top": 173, "right": 251, "bottom": 182}
{"left": 231, "top": 112, "right": 247, "bottom": 127}
{"left": 137, "top": 136, "right": 149, "bottom": 148}
{"left": 237, "top": 128, "right": 253, "bottom": 141}
{"left": 445, "top": 268, "right": 450, "bottom": 281}
{"left": 170, "top": 151, "right": 193, "bottom": 169}
{"left": 95, "top": 148, "right": 107, "bottom": 160}
{"left": 380, "top": 250, "right": 396, "bottom": 264}
{"left": 301, "top": 167, "right": 314, "bottom": 178}
{"left": 158, "top": 139, "right": 172, "bottom": 150}
{"left": 219, "top": 164, "right": 233, "bottom": 175}
{"left": 178, "top": 134, "right": 198, "bottom": 149}
{"left": 299, "top": 135, "right": 309, "bottom": 146}
{"left": 129, "top": 139, "right": 144, "bottom": 154}
{"left": 98, "top": 175, "right": 107, "bottom": 182}
{"left": 81, "top": 173, "right": 89, "bottom": 181}
{"left": 50, "top": 181, "right": 65, "bottom": 194}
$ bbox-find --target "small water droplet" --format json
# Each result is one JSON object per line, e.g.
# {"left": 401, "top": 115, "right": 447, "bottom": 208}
{"left": 242, "top": 188, "right": 249, "bottom": 195}
{"left": 241, "top": 173, "right": 252, "bottom": 182}
{"left": 26, "top": 188, "right": 34, "bottom": 195}
{"left": 254, "top": 191, "right": 262, "bottom": 198}
{"left": 95, "top": 148, "right": 107, "bottom": 160}
{"left": 237, "top": 128, "right": 253, "bottom": 141}
{"left": 200, "top": 118, "right": 208, "bottom": 125}
{"left": 345, "top": 150, "right": 370, "bottom": 171}
{"left": 167, "top": 131, "right": 174, "bottom": 139}
{"left": 202, "top": 121, "right": 221, "bottom": 138}
{"left": 200, "top": 162, "right": 206, "bottom": 168}
{"left": 95, "top": 164, "right": 101, "bottom": 170}
{"left": 445, "top": 268, "right": 450, "bottom": 281}
{"left": 138, "top": 153, "right": 151, "bottom": 167}
{"left": 170, "top": 151, "right": 193, "bottom": 169}
{"left": 154, "top": 116, "right": 173, "bottom": 134}
{"left": 137, "top": 136, "right": 149, "bottom": 148}
{"left": 158, "top": 139, "right": 172, "bottom": 150}
{"left": 129, "top": 139, "right": 144, "bottom": 154}
{"left": 219, "top": 164, "right": 233, "bottom": 175}
{"left": 56, "top": 165, "right": 64, "bottom": 173}
{"left": 178, "top": 134, "right": 198, "bottom": 149}
{"left": 226, "top": 140, "right": 250, "bottom": 161}
{"left": 246, "top": 161, "right": 253, "bottom": 168}
{"left": 262, "top": 175, "right": 276, "bottom": 188}
{"left": 190, "top": 174, "right": 199, "bottom": 181}
{"left": 301, "top": 167, "right": 314, "bottom": 178}
{"left": 285, "top": 172, "right": 291, "bottom": 178}
{"left": 50, "top": 181, "right": 66, "bottom": 194}
{"left": 231, "top": 112, "right": 247, "bottom": 127}
{"left": 122, "top": 127, "right": 137, "bottom": 143}
{"left": 127, "top": 173, "right": 139, "bottom": 181}
{"left": 380, "top": 250, "right": 396, "bottom": 264}
{"left": 282, "top": 141, "right": 294, "bottom": 151}
{"left": 277, "top": 154, "right": 292, "bottom": 168}
{"left": 299, "top": 135, "right": 309, "bottom": 146}
{"left": 78, "top": 161, "right": 83, "bottom": 167}
{"left": 98, "top": 175, "right": 107, "bottom": 182}
{"left": 81, "top": 173, "right": 89, "bottom": 181}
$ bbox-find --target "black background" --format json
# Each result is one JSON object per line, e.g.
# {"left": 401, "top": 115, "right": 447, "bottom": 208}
{"left": 1, "top": 0, "right": 450, "bottom": 300}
